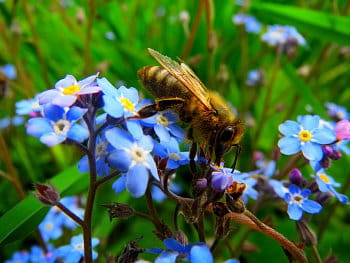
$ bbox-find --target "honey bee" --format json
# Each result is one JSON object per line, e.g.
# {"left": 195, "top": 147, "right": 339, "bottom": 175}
{"left": 134, "top": 48, "right": 244, "bottom": 166}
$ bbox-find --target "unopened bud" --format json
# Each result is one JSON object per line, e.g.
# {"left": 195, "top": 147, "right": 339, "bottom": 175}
{"left": 296, "top": 220, "right": 317, "bottom": 246}
{"left": 329, "top": 150, "right": 342, "bottom": 160}
{"left": 117, "top": 237, "right": 144, "bottom": 263}
{"left": 196, "top": 178, "right": 208, "bottom": 189}
{"left": 33, "top": 182, "right": 60, "bottom": 206}
{"left": 314, "top": 192, "right": 332, "bottom": 205}
{"left": 102, "top": 203, "right": 134, "bottom": 221}
{"left": 289, "top": 168, "right": 306, "bottom": 187}
{"left": 173, "top": 231, "right": 188, "bottom": 246}
{"left": 320, "top": 157, "right": 331, "bottom": 169}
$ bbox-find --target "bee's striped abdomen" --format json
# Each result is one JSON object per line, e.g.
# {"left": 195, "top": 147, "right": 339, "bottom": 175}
{"left": 137, "top": 66, "right": 191, "bottom": 100}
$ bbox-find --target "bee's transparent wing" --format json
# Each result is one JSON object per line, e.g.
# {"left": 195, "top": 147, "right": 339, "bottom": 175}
{"left": 148, "top": 48, "right": 211, "bottom": 110}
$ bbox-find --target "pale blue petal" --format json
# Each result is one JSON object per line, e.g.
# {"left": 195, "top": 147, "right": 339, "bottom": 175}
{"left": 300, "top": 115, "right": 320, "bottom": 130}
{"left": 78, "top": 73, "right": 98, "bottom": 88}
{"left": 155, "top": 125, "right": 171, "bottom": 142}
{"left": 103, "top": 95, "right": 123, "bottom": 118}
{"left": 302, "top": 141, "right": 323, "bottom": 161}
{"left": 98, "top": 77, "right": 118, "bottom": 97}
{"left": 55, "top": 75, "right": 76, "bottom": 89}
{"left": 164, "top": 238, "right": 184, "bottom": 252}
{"left": 52, "top": 94, "right": 77, "bottom": 107}
{"left": 169, "top": 124, "right": 185, "bottom": 139}
{"left": 155, "top": 251, "right": 178, "bottom": 263}
{"left": 66, "top": 106, "right": 87, "bottom": 122}
{"left": 40, "top": 133, "right": 66, "bottom": 146}
{"left": 44, "top": 104, "right": 65, "bottom": 122}
{"left": 287, "top": 203, "right": 303, "bottom": 220}
{"left": 126, "top": 164, "right": 149, "bottom": 198}
{"left": 279, "top": 120, "right": 300, "bottom": 136}
{"left": 67, "top": 124, "right": 89, "bottom": 142}
{"left": 138, "top": 135, "right": 154, "bottom": 152}
{"left": 107, "top": 150, "right": 132, "bottom": 172}
{"left": 77, "top": 155, "right": 89, "bottom": 173}
{"left": 301, "top": 200, "right": 322, "bottom": 214}
{"left": 126, "top": 120, "right": 143, "bottom": 139}
{"left": 27, "top": 118, "right": 52, "bottom": 137}
{"left": 278, "top": 137, "right": 301, "bottom": 155}
{"left": 312, "top": 129, "right": 336, "bottom": 144}
{"left": 118, "top": 86, "right": 139, "bottom": 105}
{"left": 147, "top": 154, "right": 159, "bottom": 180}
{"left": 38, "top": 89, "right": 60, "bottom": 105}
{"left": 112, "top": 174, "right": 127, "bottom": 194}
{"left": 105, "top": 127, "right": 133, "bottom": 150}
{"left": 190, "top": 245, "right": 214, "bottom": 263}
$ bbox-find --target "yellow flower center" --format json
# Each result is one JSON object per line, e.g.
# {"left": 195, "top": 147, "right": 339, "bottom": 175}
{"left": 119, "top": 97, "right": 135, "bottom": 112}
{"left": 169, "top": 153, "right": 180, "bottom": 161}
{"left": 298, "top": 130, "right": 312, "bottom": 142}
{"left": 292, "top": 194, "right": 304, "bottom": 204}
{"left": 45, "top": 222, "right": 53, "bottom": 231}
{"left": 157, "top": 114, "right": 169, "bottom": 126}
{"left": 53, "top": 120, "right": 71, "bottom": 135}
{"left": 74, "top": 242, "right": 84, "bottom": 252}
{"left": 130, "top": 145, "right": 147, "bottom": 163}
{"left": 318, "top": 173, "right": 330, "bottom": 184}
{"left": 62, "top": 84, "right": 81, "bottom": 95}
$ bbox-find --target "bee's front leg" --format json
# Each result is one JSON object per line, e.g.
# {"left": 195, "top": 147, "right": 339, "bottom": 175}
{"left": 127, "top": 98, "right": 185, "bottom": 119}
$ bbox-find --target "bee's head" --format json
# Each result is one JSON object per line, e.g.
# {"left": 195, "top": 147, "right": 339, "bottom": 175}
{"left": 214, "top": 121, "right": 244, "bottom": 164}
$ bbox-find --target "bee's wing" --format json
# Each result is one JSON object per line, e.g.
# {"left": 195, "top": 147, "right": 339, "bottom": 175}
{"left": 148, "top": 48, "right": 212, "bottom": 110}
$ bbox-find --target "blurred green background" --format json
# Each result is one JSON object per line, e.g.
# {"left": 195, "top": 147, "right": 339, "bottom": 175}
{"left": 0, "top": 0, "right": 350, "bottom": 262}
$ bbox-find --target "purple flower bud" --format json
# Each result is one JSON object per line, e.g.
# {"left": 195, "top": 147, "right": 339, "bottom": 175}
{"left": 320, "top": 157, "right": 331, "bottom": 169}
{"left": 323, "top": 146, "right": 334, "bottom": 156}
{"left": 329, "top": 150, "right": 342, "bottom": 160}
{"left": 33, "top": 183, "right": 60, "bottom": 206}
{"left": 196, "top": 178, "right": 208, "bottom": 189}
{"left": 289, "top": 168, "right": 307, "bottom": 187}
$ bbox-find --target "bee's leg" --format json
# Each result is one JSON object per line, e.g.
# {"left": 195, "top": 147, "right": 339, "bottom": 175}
{"left": 128, "top": 98, "right": 185, "bottom": 119}
{"left": 188, "top": 127, "right": 198, "bottom": 176}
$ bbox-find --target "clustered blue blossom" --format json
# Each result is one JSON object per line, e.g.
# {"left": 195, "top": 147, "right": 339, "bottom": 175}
{"left": 262, "top": 25, "right": 306, "bottom": 47}
{"left": 7, "top": 64, "right": 349, "bottom": 261}
{"left": 232, "top": 13, "right": 262, "bottom": 33}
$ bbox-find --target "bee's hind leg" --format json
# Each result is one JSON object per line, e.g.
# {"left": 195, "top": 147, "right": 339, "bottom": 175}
{"left": 127, "top": 98, "right": 185, "bottom": 119}
{"left": 188, "top": 127, "right": 198, "bottom": 176}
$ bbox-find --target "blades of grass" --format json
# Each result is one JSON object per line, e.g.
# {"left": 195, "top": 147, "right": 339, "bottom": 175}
{"left": 282, "top": 61, "right": 327, "bottom": 117}
{"left": 251, "top": 3, "right": 350, "bottom": 45}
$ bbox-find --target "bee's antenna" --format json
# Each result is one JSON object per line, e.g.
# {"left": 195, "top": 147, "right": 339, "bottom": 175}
{"left": 231, "top": 144, "right": 241, "bottom": 172}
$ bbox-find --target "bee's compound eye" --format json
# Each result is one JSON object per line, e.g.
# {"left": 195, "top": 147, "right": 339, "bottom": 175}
{"left": 220, "top": 126, "right": 235, "bottom": 142}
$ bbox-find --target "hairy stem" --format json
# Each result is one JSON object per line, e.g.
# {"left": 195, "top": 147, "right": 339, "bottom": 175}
{"left": 56, "top": 202, "right": 85, "bottom": 226}
{"left": 82, "top": 110, "right": 98, "bottom": 263}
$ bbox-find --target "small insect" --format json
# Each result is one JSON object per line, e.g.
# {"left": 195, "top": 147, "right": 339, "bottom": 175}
{"left": 133, "top": 48, "right": 244, "bottom": 166}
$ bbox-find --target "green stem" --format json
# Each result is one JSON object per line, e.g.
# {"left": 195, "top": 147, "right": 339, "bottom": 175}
{"left": 253, "top": 50, "right": 281, "bottom": 146}
{"left": 181, "top": 0, "right": 205, "bottom": 59}
{"left": 145, "top": 185, "right": 163, "bottom": 232}
{"left": 317, "top": 175, "right": 350, "bottom": 241}
{"left": 310, "top": 245, "right": 322, "bottom": 263}
{"left": 82, "top": 111, "right": 98, "bottom": 263}
{"left": 83, "top": 0, "right": 96, "bottom": 75}
{"left": 22, "top": 0, "right": 50, "bottom": 87}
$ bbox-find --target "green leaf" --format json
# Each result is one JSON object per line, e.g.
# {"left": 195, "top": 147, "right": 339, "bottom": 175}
{"left": 0, "top": 166, "right": 87, "bottom": 245}
{"left": 251, "top": 3, "right": 350, "bottom": 45}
